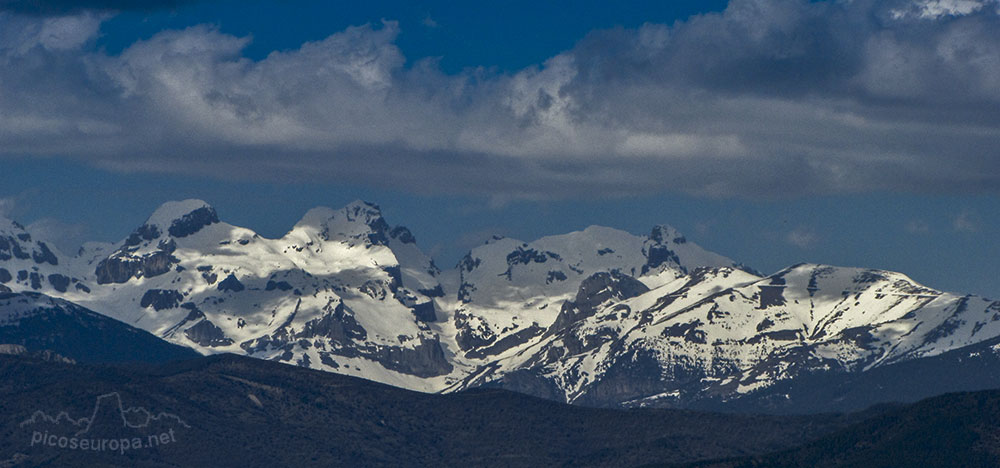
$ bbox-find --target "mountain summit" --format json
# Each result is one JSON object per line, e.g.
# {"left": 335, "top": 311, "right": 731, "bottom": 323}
{"left": 1, "top": 200, "right": 997, "bottom": 410}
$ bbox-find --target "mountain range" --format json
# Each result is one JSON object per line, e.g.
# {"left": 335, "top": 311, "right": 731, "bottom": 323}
{"left": 1, "top": 199, "right": 998, "bottom": 412}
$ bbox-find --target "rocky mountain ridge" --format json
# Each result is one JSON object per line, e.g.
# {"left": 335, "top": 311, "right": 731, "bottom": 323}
{"left": 1, "top": 199, "right": 997, "bottom": 409}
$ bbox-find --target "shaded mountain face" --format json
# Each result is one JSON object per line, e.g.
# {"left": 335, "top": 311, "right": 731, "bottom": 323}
{"left": 2, "top": 200, "right": 999, "bottom": 412}
{"left": 0, "top": 353, "right": 858, "bottom": 468}
{"left": 0, "top": 292, "right": 199, "bottom": 364}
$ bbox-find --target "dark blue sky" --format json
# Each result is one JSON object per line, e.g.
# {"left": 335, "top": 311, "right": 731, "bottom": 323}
{"left": 0, "top": 0, "right": 998, "bottom": 297}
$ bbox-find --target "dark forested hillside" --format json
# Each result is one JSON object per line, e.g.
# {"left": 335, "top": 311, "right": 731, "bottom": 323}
{"left": 0, "top": 353, "right": 857, "bottom": 468}
{"left": 683, "top": 390, "right": 1000, "bottom": 468}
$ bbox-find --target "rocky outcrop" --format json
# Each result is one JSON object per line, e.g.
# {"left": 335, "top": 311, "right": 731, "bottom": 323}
{"left": 217, "top": 274, "right": 245, "bottom": 293}
{"left": 551, "top": 271, "right": 649, "bottom": 332}
{"left": 95, "top": 250, "right": 178, "bottom": 284}
{"left": 140, "top": 289, "right": 184, "bottom": 311}
{"left": 0, "top": 344, "right": 75, "bottom": 363}
{"left": 168, "top": 206, "right": 219, "bottom": 238}
{"left": 184, "top": 319, "right": 234, "bottom": 347}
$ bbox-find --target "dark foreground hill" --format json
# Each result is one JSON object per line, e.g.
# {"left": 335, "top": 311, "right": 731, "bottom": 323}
{"left": 0, "top": 292, "right": 200, "bottom": 364}
{"left": 682, "top": 390, "right": 1000, "bottom": 468}
{"left": 0, "top": 353, "right": 858, "bottom": 468}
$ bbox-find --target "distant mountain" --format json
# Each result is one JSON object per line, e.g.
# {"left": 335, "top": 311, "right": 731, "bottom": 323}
{"left": 2, "top": 200, "right": 999, "bottom": 412}
{"left": 445, "top": 224, "right": 747, "bottom": 367}
{"left": 1, "top": 200, "right": 451, "bottom": 391}
{"left": 689, "top": 333, "right": 1000, "bottom": 414}
{"left": 0, "top": 291, "right": 199, "bottom": 364}
{"left": 457, "top": 263, "right": 1000, "bottom": 408}
{"left": 0, "top": 353, "right": 858, "bottom": 468}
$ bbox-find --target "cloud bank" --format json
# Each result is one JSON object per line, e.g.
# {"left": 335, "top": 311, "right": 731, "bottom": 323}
{"left": 1, "top": 0, "right": 999, "bottom": 199}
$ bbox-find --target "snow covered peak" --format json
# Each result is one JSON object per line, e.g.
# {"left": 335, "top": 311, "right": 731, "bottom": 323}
{"left": 0, "top": 218, "right": 27, "bottom": 241}
{"left": 292, "top": 206, "right": 339, "bottom": 231}
{"left": 343, "top": 199, "right": 383, "bottom": 217}
{"left": 0, "top": 213, "right": 62, "bottom": 270}
{"left": 641, "top": 224, "right": 739, "bottom": 277}
{"left": 141, "top": 199, "right": 220, "bottom": 239}
{"left": 146, "top": 199, "right": 215, "bottom": 226}
{"left": 286, "top": 200, "right": 389, "bottom": 246}
{"left": 648, "top": 224, "right": 687, "bottom": 244}
{"left": 764, "top": 263, "right": 939, "bottom": 296}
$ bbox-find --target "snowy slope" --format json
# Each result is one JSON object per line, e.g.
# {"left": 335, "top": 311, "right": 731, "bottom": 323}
{"left": 0, "top": 217, "right": 79, "bottom": 295}
{"left": 450, "top": 263, "right": 1000, "bottom": 406}
{"left": 2, "top": 201, "right": 999, "bottom": 408}
{"left": 1, "top": 200, "right": 454, "bottom": 391}
{"left": 445, "top": 225, "right": 744, "bottom": 367}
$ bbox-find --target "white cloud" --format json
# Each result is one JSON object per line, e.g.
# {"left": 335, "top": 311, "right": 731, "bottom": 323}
{"left": 892, "top": 0, "right": 998, "bottom": 19}
{"left": 0, "top": 1, "right": 999, "bottom": 199}
{"left": 953, "top": 210, "right": 980, "bottom": 232}
{"left": 786, "top": 227, "right": 819, "bottom": 248}
{"left": 0, "top": 11, "right": 104, "bottom": 55}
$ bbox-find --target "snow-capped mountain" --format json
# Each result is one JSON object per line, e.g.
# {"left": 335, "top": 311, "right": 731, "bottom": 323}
{"left": 1, "top": 200, "right": 452, "bottom": 391}
{"left": 450, "top": 263, "right": 1000, "bottom": 406}
{"left": 442, "top": 224, "right": 746, "bottom": 366}
{"left": 1, "top": 200, "right": 998, "bottom": 409}
{"left": 0, "top": 217, "right": 75, "bottom": 294}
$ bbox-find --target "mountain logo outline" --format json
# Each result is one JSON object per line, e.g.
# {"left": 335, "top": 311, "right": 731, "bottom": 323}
{"left": 20, "top": 392, "right": 190, "bottom": 437}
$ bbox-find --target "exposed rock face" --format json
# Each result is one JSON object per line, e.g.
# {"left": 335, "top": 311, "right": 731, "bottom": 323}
{"left": 551, "top": 271, "right": 649, "bottom": 332}
{"left": 265, "top": 280, "right": 293, "bottom": 291}
{"left": 0, "top": 343, "right": 75, "bottom": 363}
{"left": 217, "top": 274, "right": 245, "bottom": 293}
{"left": 140, "top": 289, "right": 184, "bottom": 311}
{"left": 125, "top": 223, "right": 160, "bottom": 246}
{"left": 371, "top": 335, "right": 453, "bottom": 377}
{"left": 46, "top": 274, "right": 70, "bottom": 293}
{"left": 168, "top": 206, "right": 219, "bottom": 237}
{"left": 184, "top": 318, "right": 234, "bottom": 347}
{"left": 95, "top": 250, "right": 178, "bottom": 284}
{"left": 411, "top": 301, "right": 436, "bottom": 322}
{"left": 31, "top": 242, "right": 58, "bottom": 266}
{"left": 0, "top": 234, "right": 31, "bottom": 261}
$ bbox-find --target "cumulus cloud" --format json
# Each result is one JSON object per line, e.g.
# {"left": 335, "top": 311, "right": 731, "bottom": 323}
{"left": 0, "top": 0, "right": 999, "bottom": 199}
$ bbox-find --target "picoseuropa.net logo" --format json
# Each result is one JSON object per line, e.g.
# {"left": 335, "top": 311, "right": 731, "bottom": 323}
{"left": 20, "top": 392, "right": 189, "bottom": 455}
